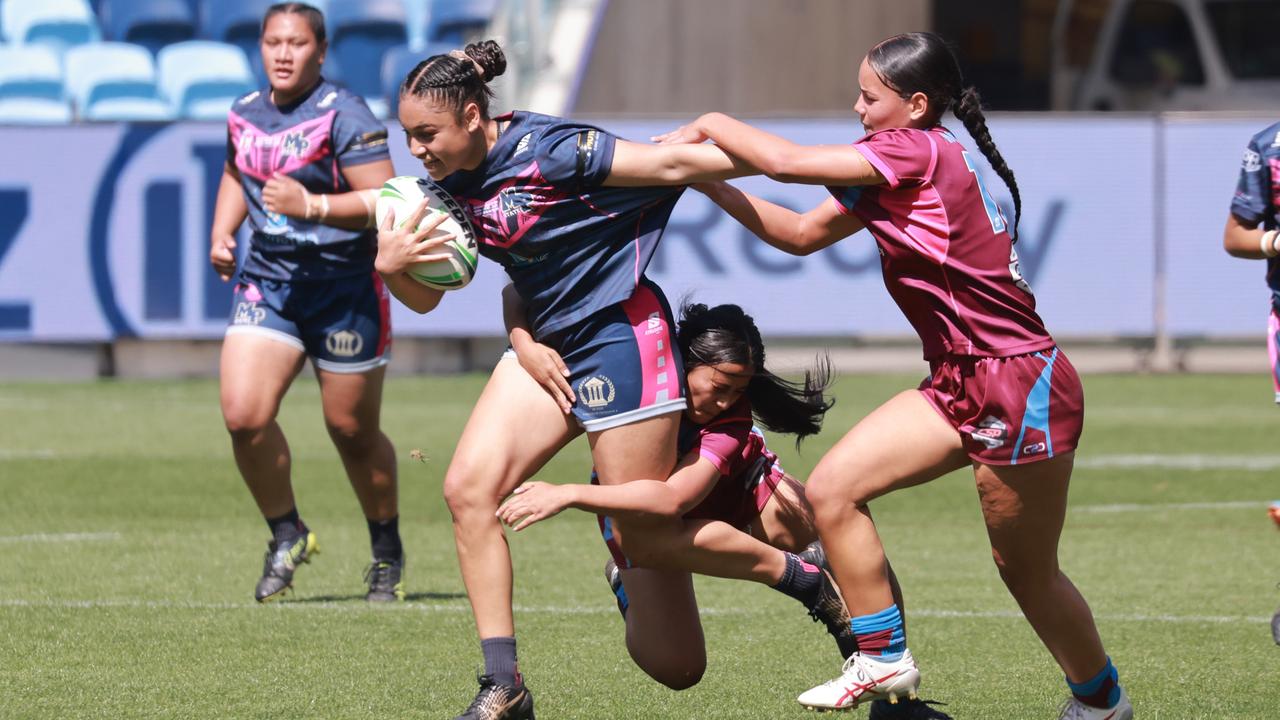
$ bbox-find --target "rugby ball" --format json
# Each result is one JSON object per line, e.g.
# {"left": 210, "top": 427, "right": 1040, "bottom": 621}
{"left": 376, "top": 176, "right": 479, "bottom": 290}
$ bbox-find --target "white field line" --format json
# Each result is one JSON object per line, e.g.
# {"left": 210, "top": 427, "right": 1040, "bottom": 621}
{"left": 1076, "top": 454, "right": 1280, "bottom": 470}
{"left": 1071, "top": 500, "right": 1265, "bottom": 514}
{"left": 0, "top": 532, "right": 122, "bottom": 543}
{"left": 0, "top": 598, "right": 1267, "bottom": 625}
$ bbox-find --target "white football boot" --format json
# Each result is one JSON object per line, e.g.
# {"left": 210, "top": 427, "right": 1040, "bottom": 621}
{"left": 796, "top": 650, "right": 920, "bottom": 710}
{"left": 1057, "top": 687, "right": 1133, "bottom": 720}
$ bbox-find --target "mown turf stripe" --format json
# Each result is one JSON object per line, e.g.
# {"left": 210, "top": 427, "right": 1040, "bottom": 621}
{"left": 1072, "top": 500, "right": 1264, "bottom": 514}
{"left": 0, "top": 532, "right": 121, "bottom": 544}
{"left": 1076, "top": 454, "right": 1280, "bottom": 470}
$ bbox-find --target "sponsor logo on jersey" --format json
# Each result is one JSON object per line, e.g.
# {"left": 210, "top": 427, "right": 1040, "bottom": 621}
{"left": 233, "top": 302, "right": 266, "bottom": 325}
{"left": 500, "top": 188, "right": 534, "bottom": 218}
{"left": 1243, "top": 148, "right": 1262, "bottom": 172}
{"left": 515, "top": 132, "right": 533, "bottom": 156}
{"left": 1272, "top": 130, "right": 1280, "bottom": 148}
{"left": 971, "top": 415, "right": 1008, "bottom": 449}
{"left": 318, "top": 91, "right": 338, "bottom": 109}
{"left": 1021, "top": 441, "right": 1047, "bottom": 456}
{"left": 238, "top": 91, "right": 261, "bottom": 105}
{"left": 577, "top": 375, "right": 616, "bottom": 409}
{"left": 645, "top": 312, "right": 663, "bottom": 336}
{"left": 326, "top": 329, "right": 364, "bottom": 357}
{"left": 350, "top": 130, "right": 388, "bottom": 152}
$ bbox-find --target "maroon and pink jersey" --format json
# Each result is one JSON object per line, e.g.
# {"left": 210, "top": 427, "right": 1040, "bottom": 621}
{"left": 681, "top": 398, "right": 783, "bottom": 525}
{"left": 827, "top": 127, "right": 1054, "bottom": 360}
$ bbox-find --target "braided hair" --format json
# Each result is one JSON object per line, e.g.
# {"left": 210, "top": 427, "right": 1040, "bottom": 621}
{"left": 400, "top": 40, "right": 507, "bottom": 120}
{"left": 677, "top": 303, "right": 833, "bottom": 445}
{"left": 868, "top": 32, "right": 1022, "bottom": 241}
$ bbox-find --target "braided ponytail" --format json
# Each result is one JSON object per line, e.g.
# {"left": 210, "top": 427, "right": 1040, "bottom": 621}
{"left": 400, "top": 39, "right": 507, "bottom": 119}
{"left": 951, "top": 85, "right": 1021, "bottom": 241}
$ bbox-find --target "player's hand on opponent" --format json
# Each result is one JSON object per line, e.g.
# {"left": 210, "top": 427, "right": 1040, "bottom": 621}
{"left": 651, "top": 118, "right": 710, "bottom": 145}
{"left": 210, "top": 232, "right": 237, "bottom": 281}
{"left": 497, "top": 481, "right": 573, "bottom": 531}
{"left": 374, "top": 198, "right": 456, "bottom": 275}
{"left": 514, "top": 341, "right": 575, "bottom": 414}
{"left": 261, "top": 173, "right": 310, "bottom": 219}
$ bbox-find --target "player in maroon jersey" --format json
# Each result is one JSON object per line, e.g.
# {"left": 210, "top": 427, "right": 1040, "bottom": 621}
{"left": 655, "top": 32, "right": 1130, "bottom": 720}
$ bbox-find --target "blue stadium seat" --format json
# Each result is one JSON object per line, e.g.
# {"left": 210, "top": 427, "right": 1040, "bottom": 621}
{"left": 157, "top": 40, "right": 254, "bottom": 120}
{"left": 0, "top": 97, "right": 75, "bottom": 124}
{"left": 0, "top": 45, "right": 65, "bottom": 102}
{"left": 427, "top": 0, "right": 498, "bottom": 45}
{"left": 327, "top": 0, "right": 407, "bottom": 111}
{"left": 381, "top": 42, "right": 452, "bottom": 116}
{"left": 1, "top": 0, "right": 100, "bottom": 49}
{"left": 100, "top": 0, "right": 196, "bottom": 55}
{"left": 199, "top": 0, "right": 272, "bottom": 88}
{"left": 64, "top": 41, "right": 174, "bottom": 120}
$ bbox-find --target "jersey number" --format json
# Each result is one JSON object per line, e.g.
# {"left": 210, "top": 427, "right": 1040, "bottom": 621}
{"left": 962, "top": 150, "right": 1007, "bottom": 235}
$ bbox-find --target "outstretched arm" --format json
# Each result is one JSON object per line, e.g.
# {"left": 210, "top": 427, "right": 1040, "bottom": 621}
{"left": 1223, "top": 212, "right": 1278, "bottom": 259}
{"left": 603, "top": 139, "right": 757, "bottom": 187}
{"left": 497, "top": 453, "right": 721, "bottom": 531}
{"left": 697, "top": 182, "right": 865, "bottom": 256}
{"left": 654, "top": 112, "right": 884, "bottom": 186}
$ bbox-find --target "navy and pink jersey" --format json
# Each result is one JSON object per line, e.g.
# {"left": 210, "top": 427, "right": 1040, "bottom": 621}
{"left": 226, "top": 78, "right": 390, "bottom": 282}
{"left": 438, "top": 111, "right": 684, "bottom": 337}
{"left": 680, "top": 398, "right": 785, "bottom": 526}
{"left": 827, "top": 127, "right": 1054, "bottom": 360}
{"left": 1229, "top": 120, "right": 1280, "bottom": 311}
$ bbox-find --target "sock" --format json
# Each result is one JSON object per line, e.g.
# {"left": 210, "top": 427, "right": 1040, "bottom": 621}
{"left": 771, "top": 552, "right": 823, "bottom": 604}
{"left": 265, "top": 508, "right": 303, "bottom": 542}
{"left": 367, "top": 515, "right": 402, "bottom": 562}
{"left": 1067, "top": 657, "right": 1120, "bottom": 710}
{"left": 481, "top": 637, "right": 520, "bottom": 687}
{"left": 850, "top": 604, "right": 906, "bottom": 662}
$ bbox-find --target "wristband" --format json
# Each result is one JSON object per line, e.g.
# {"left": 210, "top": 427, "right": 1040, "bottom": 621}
{"left": 1263, "top": 229, "right": 1280, "bottom": 258}
{"left": 358, "top": 188, "right": 376, "bottom": 227}
{"left": 302, "top": 189, "right": 316, "bottom": 220}
{"left": 318, "top": 192, "right": 330, "bottom": 221}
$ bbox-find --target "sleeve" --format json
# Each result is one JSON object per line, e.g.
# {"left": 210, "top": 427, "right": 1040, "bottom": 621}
{"left": 333, "top": 94, "right": 390, "bottom": 168}
{"left": 690, "top": 415, "right": 753, "bottom": 477}
{"left": 532, "top": 122, "right": 618, "bottom": 192}
{"left": 1230, "top": 134, "right": 1270, "bottom": 227}
{"left": 825, "top": 128, "right": 932, "bottom": 214}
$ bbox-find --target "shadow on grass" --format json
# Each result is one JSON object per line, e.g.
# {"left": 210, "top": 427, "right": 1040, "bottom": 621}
{"left": 293, "top": 591, "right": 467, "bottom": 603}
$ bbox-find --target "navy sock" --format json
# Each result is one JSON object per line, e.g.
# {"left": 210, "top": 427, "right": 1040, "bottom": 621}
{"left": 771, "top": 552, "right": 823, "bottom": 604}
{"left": 265, "top": 508, "right": 303, "bottom": 542}
{"left": 1067, "top": 657, "right": 1120, "bottom": 709}
{"left": 367, "top": 515, "right": 402, "bottom": 562}
{"left": 481, "top": 637, "right": 521, "bottom": 687}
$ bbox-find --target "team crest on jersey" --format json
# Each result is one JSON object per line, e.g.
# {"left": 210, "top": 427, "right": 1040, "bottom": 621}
{"left": 465, "top": 161, "right": 564, "bottom": 249}
{"left": 325, "top": 329, "right": 363, "bottom": 357}
{"left": 282, "top": 132, "right": 311, "bottom": 158}
{"left": 577, "top": 375, "right": 616, "bottom": 409}
{"left": 971, "top": 416, "right": 1008, "bottom": 449}
{"left": 1243, "top": 148, "right": 1262, "bottom": 172}
{"left": 233, "top": 302, "right": 266, "bottom": 325}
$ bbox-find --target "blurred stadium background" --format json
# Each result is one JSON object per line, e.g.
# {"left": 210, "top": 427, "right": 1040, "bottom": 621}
{"left": 0, "top": 0, "right": 1277, "bottom": 379}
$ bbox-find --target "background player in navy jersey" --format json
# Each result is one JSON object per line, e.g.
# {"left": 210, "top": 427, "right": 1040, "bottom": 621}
{"left": 1220, "top": 119, "right": 1280, "bottom": 646}
{"left": 497, "top": 301, "right": 951, "bottom": 720}
{"left": 373, "top": 41, "right": 753, "bottom": 720}
{"left": 210, "top": 3, "right": 404, "bottom": 604}
{"left": 655, "top": 32, "right": 1131, "bottom": 719}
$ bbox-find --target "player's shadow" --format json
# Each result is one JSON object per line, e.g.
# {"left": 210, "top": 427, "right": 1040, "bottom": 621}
{"left": 294, "top": 591, "right": 467, "bottom": 603}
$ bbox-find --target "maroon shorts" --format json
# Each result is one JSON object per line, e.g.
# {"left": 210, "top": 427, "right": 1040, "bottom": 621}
{"left": 594, "top": 460, "right": 784, "bottom": 570}
{"left": 918, "top": 347, "right": 1084, "bottom": 466}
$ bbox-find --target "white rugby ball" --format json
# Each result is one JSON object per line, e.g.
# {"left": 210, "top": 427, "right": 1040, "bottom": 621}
{"left": 376, "top": 176, "right": 479, "bottom": 290}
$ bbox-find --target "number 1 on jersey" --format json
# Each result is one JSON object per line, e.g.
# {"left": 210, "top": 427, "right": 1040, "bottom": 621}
{"left": 962, "top": 150, "right": 1007, "bottom": 235}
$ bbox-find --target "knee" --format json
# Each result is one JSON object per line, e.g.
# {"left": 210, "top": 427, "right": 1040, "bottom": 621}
{"left": 990, "top": 549, "right": 1059, "bottom": 594}
{"left": 222, "top": 402, "right": 271, "bottom": 441}
{"left": 325, "top": 417, "right": 377, "bottom": 456}
{"left": 442, "top": 459, "right": 501, "bottom": 520}
{"left": 646, "top": 658, "right": 706, "bottom": 691}
{"left": 805, "top": 467, "right": 862, "bottom": 524}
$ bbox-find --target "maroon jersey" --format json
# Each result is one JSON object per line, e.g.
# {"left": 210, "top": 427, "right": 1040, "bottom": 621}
{"left": 827, "top": 127, "right": 1054, "bottom": 360}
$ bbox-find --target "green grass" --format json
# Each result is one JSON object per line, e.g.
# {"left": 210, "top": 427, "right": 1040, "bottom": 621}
{"left": 1, "top": 373, "right": 1277, "bottom": 719}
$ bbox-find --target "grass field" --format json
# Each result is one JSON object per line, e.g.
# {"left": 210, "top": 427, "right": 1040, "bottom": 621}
{"left": 1, "top": 372, "right": 1277, "bottom": 719}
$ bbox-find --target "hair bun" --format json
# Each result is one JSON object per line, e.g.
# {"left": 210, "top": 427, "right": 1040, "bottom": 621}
{"left": 464, "top": 40, "right": 507, "bottom": 82}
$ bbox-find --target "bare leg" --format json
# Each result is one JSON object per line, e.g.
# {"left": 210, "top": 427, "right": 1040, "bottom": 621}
{"left": 443, "top": 358, "right": 580, "bottom": 639}
{"left": 615, "top": 567, "right": 706, "bottom": 689}
{"left": 316, "top": 366, "right": 397, "bottom": 522}
{"left": 219, "top": 333, "right": 306, "bottom": 518}
{"left": 975, "top": 453, "right": 1109, "bottom": 682}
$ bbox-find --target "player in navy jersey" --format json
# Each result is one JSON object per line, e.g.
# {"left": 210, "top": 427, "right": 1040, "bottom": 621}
{"left": 654, "top": 33, "right": 1130, "bottom": 719}
{"left": 210, "top": 3, "right": 405, "bottom": 604}
{"left": 496, "top": 301, "right": 951, "bottom": 720}
{"left": 1221, "top": 119, "right": 1280, "bottom": 646}
{"left": 372, "top": 41, "right": 753, "bottom": 720}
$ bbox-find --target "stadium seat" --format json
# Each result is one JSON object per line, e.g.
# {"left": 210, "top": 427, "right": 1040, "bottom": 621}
{"left": 327, "top": 0, "right": 408, "bottom": 110}
{"left": 157, "top": 40, "right": 254, "bottom": 120}
{"left": 381, "top": 42, "right": 452, "bottom": 116}
{"left": 0, "top": 97, "right": 74, "bottom": 124}
{"left": 1, "top": 0, "right": 100, "bottom": 49}
{"left": 199, "top": 0, "right": 271, "bottom": 87}
{"left": 100, "top": 0, "right": 197, "bottom": 56}
{"left": 64, "top": 41, "right": 174, "bottom": 120}
{"left": 427, "top": 0, "right": 498, "bottom": 45}
{"left": 0, "top": 45, "right": 65, "bottom": 102}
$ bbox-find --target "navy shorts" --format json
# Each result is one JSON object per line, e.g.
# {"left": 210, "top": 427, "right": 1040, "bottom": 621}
{"left": 508, "top": 278, "right": 687, "bottom": 432}
{"left": 226, "top": 272, "right": 392, "bottom": 374}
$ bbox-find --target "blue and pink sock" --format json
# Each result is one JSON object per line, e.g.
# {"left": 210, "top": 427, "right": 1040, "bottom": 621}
{"left": 1067, "top": 657, "right": 1121, "bottom": 709}
{"left": 850, "top": 604, "right": 906, "bottom": 661}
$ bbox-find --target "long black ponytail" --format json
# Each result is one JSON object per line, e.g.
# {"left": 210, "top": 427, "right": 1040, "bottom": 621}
{"left": 868, "top": 32, "right": 1022, "bottom": 241}
{"left": 677, "top": 303, "right": 833, "bottom": 445}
